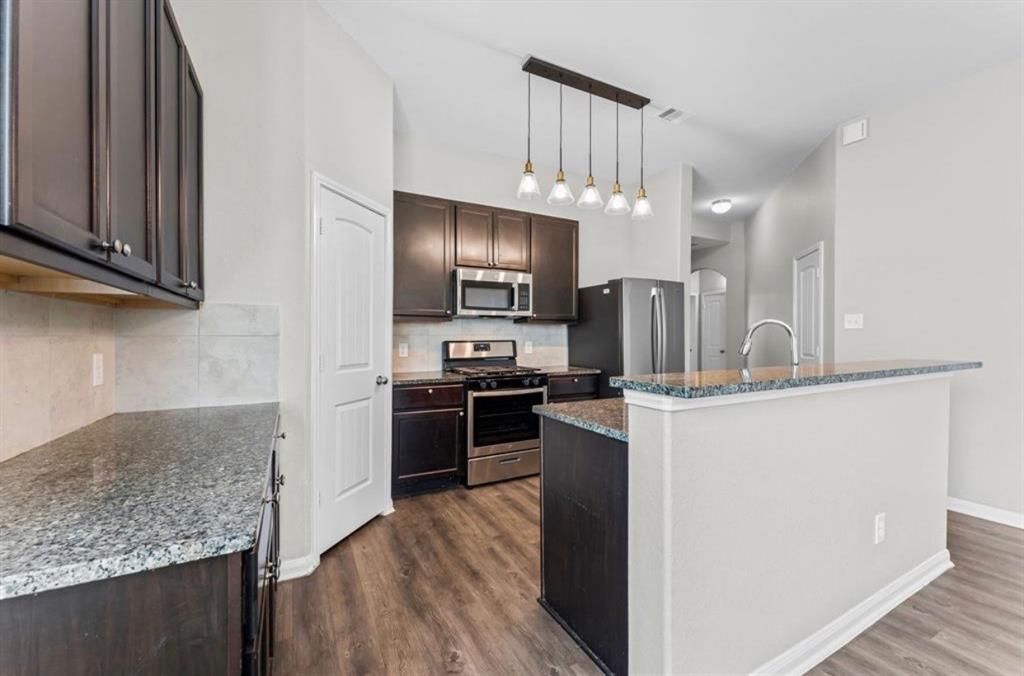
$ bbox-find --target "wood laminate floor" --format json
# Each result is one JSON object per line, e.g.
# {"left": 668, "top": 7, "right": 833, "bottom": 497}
{"left": 276, "top": 480, "right": 1024, "bottom": 675}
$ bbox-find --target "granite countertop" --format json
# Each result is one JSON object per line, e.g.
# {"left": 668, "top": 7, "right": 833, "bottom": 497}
{"left": 0, "top": 403, "right": 280, "bottom": 600}
{"left": 393, "top": 365, "right": 600, "bottom": 386}
{"left": 534, "top": 398, "right": 628, "bottom": 442}
{"left": 610, "top": 359, "right": 981, "bottom": 399}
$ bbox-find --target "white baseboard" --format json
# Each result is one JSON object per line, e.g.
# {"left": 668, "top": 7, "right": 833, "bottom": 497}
{"left": 947, "top": 497, "right": 1024, "bottom": 529}
{"left": 751, "top": 549, "right": 953, "bottom": 676}
{"left": 279, "top": 553, "right": 320, "bottom": 582}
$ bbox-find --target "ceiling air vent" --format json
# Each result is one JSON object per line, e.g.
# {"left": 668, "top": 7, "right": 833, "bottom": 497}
{"left": 655, "top": 107, "right": 691, "bottom": 124}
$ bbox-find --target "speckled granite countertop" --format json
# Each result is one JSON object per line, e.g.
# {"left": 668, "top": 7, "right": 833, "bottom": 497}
{"left": 393, "top": 365, "right": 600, "bottom": 386}
{"left": 610, "top": 360, "right": 981, "bottom": 399}
{"left": 0, "top": 403, "right": 279, "bottom": 599}
{"left": 534, "top": 398, "right": 628, "bottom": 442}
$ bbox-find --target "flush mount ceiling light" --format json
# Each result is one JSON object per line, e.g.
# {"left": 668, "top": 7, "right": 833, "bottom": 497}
{"left": 604, "top": 99, "right": 631, "bottom": 216}
{"left": 520, "top": 57, "right": 651, "bottom": 216}
{"left": 577, "top": 89, "right": 604, "bottom": 210}
{"left": 711, "top": 199, "right": 733, "bottom": 214}
{"left": 516, "top": 73, "right": 541, "bottom": 200}
{"left": 631, "top": 108, "right": 652, "bottom": 221}
{"left": 547, "top": 82, "right": 575, "bottom": 206}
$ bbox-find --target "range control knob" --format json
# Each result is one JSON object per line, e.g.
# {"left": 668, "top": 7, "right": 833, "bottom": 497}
{"left": 489, "top": 380, "right": 498, "bottom": 389}
{"left": 532, "top": 377, "right": 542, "bottom": 387}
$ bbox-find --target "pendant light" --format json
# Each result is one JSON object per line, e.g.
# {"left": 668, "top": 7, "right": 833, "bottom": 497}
{"left": 516, "top": 73, "right": 541, "bottom": 200}
{"left": 604, "top": 98, "right": 631, "bottom": 215}
{"left": 577, "top": 89, "right": 604, "bottom": 209}
{"left": 547, "top": 82, "right": 575, "bottom": 206}
{"left": 631, "top": 108, "right": 653, "bottom": 220}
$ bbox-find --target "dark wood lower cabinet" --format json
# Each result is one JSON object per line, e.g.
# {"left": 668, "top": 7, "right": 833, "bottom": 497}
{"left": 540, "top": 418, "right": 628, "bottom": 675}
{"left": 0, "top": 427, "right": 281, "bottom": 676}
{"left": 392, "top": 384, "right": 465, "bottom": 496}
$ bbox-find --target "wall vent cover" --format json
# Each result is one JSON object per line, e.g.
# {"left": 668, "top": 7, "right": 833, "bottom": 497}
{"left": 656, "top": 107, "right": 691, "bottom": 124}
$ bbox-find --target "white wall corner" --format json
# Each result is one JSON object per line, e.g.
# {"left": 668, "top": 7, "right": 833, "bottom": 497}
{"left": 947, "top": 497, "right": 1024, "bottom": 529}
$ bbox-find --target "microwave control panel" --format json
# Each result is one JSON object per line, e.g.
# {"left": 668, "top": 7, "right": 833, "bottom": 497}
{"left": 517, "top": 284, "right": 531, "bottom": 311}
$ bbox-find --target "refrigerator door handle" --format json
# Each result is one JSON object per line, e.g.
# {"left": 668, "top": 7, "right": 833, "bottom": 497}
{"left": 658, "top": 287, "right": 668, "bottom": 373}
{"left": 650, "top": 288, "right": 659, "bottom": 373}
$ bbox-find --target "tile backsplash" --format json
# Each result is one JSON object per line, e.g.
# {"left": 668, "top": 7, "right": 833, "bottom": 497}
{"left": 0, "top": 293, "right": 279, "bottom": 462}
{"left": 0, "top": 292, "right": 116, "bottom": 462}
{"left": 115, "top": 303, "right": 279, "bottom": 412}
{"left": 393, "top": 319, "right": 568, "bottom": 372}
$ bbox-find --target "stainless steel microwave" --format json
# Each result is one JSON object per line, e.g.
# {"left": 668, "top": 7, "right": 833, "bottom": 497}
{"left": 453, "top": 267, "right": 532, "bottom": 318}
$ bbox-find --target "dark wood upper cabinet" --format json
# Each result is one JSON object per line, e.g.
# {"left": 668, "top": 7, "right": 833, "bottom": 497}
{"left": 493, "top": 210, "right": 530, "bottom": 271}
{"left": 105, "top": 0, "right": 157, "bottom": 281}
{"left": 1, "top": 0, "right": 203, "bottom": 306}
{"left": 157, "top": 0, "right": 186, "bottom": 292}
{"left": 454, "top": 203, "right": 530, "bottom": 271}
{"left": 11, "top": 0, "right": 103, "bottom": 260}
{"left": 394, "top": 192, "right": 453, "bottom": 318}
{"left": 454, "top": 203, "right": 492, "bottom": 269}
{"left": 530, "top": 216, "right": 578, "bottom": 321}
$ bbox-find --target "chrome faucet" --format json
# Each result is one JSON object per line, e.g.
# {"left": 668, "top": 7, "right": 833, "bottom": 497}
{"left": 739, "top": 319, "right": 800, "bottom": 366}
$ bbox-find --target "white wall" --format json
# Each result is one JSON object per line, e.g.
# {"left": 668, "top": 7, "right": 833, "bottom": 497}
{"left": 833, "top": 59, "right": 1023, "bottom": 518}
{"left": 692, "top": 219, "right": 747, "bottom": 369}
{"left": 745, "top": 134, "right": 836, "bottom": 367}
{"left": 172, "top": 0, "right": 394, "bottom": 564}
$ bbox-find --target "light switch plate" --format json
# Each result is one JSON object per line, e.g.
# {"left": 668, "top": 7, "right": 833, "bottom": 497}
{"left": 524, "top": 341, "right": 533, "bottom": 354}
{"left": 844, "top": 313, "right": 864, "bottom": 329}
{"left": 398, "top": 343, "right": 409, "bottom": 358}
{"left": 92, "top": 353, "right": 104, "bottom": 387}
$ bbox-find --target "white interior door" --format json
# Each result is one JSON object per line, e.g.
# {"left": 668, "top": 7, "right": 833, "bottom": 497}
{"left": 794, "top": 243, "right": 824, "bottom": 364}
{"left": 316, "top": 181, "right": 391, "bottom": 555}
{"left": 700, "top": 291, "right": 727, "bottom": 369}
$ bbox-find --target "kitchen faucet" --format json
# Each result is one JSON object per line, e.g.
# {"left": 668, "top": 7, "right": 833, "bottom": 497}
{"left": 739, "top": 319, "right": 800, "bottom": 366}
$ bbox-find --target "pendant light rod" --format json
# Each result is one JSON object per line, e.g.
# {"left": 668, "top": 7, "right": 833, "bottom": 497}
{"left": 522, "top": 56, "right": 650, "bottom": 109}
{"left": 640, "top": 107, "right": 644, "bottom": 188}
{"left": 615, "top": 97, "right": 620, "bottom": 183}
{"left": 526, "top": 73, "right": 532, "bottom": 163}
{"left": 588, "top": 88, "right": 593, "bottom": 176}
{"left": 558, "top": 81, "right": 564, "bottom": 171}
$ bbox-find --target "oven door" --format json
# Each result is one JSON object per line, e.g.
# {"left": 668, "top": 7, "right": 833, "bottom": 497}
{"left": 467, "top": 386, "right": 547, "bottom": 458}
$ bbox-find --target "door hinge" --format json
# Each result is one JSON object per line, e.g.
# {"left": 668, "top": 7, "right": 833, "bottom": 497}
{"left": 317, "top": 491, "right": 322, "bottom": 507}
{"left": 319, "top": 217, "right": 324, "bottom": 235}
{"left": 319, "top": 353, "right": 324, "bottom": 372}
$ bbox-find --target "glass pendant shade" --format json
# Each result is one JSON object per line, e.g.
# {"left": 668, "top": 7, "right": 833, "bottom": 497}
{"left": 604, "top": 182, "right": 631, "bottom": 215}
{"left": 547, "top": 170, "right": 575, "bottom": 206}
{"left": 577, "top": 175, "right": 604, "bottom": 209}
{"left": 631, "top": 187, "right": 653, "bottom": 220}
{"left": 517, "top": 161, "right": 541, "bottom": 200}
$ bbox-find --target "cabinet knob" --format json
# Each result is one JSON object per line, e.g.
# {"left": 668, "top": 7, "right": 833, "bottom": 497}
{"left": 98, "top": 240, "right": 113, "bottom": 252}
{"left": 573, "top": 378, "right": 579, "bottom": 383}
{"left": 183, "top": 280, "right": 198, "bottom": 290}
{"left": 459, "top": 411, "right": 464, "bottom": 416}
{"left": 445, "top": 310, "right": 451, "bottom": 315}
{"left": 427, "top": 388, "right": 433, "bottom": 394}
{"left": 112, "top": 239, "right": 124, "bottom": 254}
{"left": 121, "top": 243, "right": 132, "bottom": 257}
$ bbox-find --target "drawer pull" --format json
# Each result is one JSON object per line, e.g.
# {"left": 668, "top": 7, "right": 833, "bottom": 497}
{"left": 428, "top": 388, "right": 433, "bottom": 394}
{"left": 499, "top": 456, "right": 522, "bottom": 465}
{"left": 573, "top": 378, "right": 579, "bottom": 382}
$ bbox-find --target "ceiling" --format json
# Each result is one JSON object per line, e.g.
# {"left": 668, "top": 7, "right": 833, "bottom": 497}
{"left": 321, "top": 1, "right": 1022, "bottom": 219}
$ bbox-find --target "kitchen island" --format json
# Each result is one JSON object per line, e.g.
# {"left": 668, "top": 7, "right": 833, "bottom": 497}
{"left": 536, "top": 359, "right": 980, "bottom": 675}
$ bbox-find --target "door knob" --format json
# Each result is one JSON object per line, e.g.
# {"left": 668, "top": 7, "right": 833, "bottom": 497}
{"left": 376, "top": 375, "right": 389, "bottom": 385}
{"left": 719, "top": 350, "right": 726, "bottom": 354}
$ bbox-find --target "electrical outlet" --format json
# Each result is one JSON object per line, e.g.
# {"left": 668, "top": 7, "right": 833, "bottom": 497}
{"left": 844, "top": 313, "right": 864, "bottom": 329}
{"left": 398, "top": 343, "right": 409, "bottom": 358}
{"left": 92, "top": 353, "right": 104, "bottom": 387}
{"left": 874, "top": 513, "right": 886, "bottom": 544}
{"left": 524, "top": 341, "right": 533, "bottom": 354}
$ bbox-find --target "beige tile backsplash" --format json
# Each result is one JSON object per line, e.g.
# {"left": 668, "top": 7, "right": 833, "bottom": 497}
{"left": 0, "top": 293, "right": 280, "bottom": 462}
{"left": 393, "top": 319, "right": 568, "bottom": 372}
{"left": 0, "top": 293, "right": 116, "bottom": 462}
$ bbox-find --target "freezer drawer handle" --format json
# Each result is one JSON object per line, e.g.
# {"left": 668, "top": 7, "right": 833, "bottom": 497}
{"left": 498, "top": 457, "right": 522, "bottom": 465}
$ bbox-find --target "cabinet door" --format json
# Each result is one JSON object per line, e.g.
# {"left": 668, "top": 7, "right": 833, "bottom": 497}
{"left": 454, "top": 203, "right": 493, "bottom": 268}
{"left": 182, "top": 60, "right": 203, "bottom": 299}
{"left": 105, "top": 0, "right": 157, "bottom": 281}
{"left": 156, "top": 0, "right": 186, "bottom": 293}
{"left": 394, "top": 192, "right": 453, "bottom": 317}
{"left": 493, "top": 210, "right": 530, "bottom": 271}
{"left": 12, "top": 0, "right": 104, "bottom": 259}
{"left": 392, "top": 407, "right": 463, "bottom": 481}
{"left": 530, "top": 216, "right": 578, "bottom": 321}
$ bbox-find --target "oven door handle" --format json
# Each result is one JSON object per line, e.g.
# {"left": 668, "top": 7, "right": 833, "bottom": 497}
{"left": 468, "top": 386, "right": 548, "bottom": 399}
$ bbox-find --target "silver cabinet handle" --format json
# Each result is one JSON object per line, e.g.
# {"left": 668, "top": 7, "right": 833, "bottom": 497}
{"left": 121, "top": 243, "right": 132, "bottom": 257}
{"left": 573, "top": 378, "right": 579, "bottom": 383}
{"left": 182, "top": 280, "right": 198, "bottom": 290}
{"left": 459, "top": 411, "right": 464, "bottom": 416}
{"left": 376, "top": 375, "right": 389, "bottom": 385}
{"left": 98, "top": 240, "right": 113, "bottom": 252}
{"left": 427, "top": 388, "right": 433, "bottom": 394}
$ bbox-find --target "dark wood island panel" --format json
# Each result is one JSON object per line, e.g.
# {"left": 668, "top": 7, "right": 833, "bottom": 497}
{"left": 540, "top": 418, "right": 628, "bottom": 675}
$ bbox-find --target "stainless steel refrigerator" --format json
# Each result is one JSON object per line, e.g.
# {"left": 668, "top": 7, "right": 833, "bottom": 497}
{"left": 568, "top": 278, "right": 686, "bottom": 398}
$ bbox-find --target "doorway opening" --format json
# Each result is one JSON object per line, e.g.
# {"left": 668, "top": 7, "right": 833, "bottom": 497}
{"left": 688, "top": 268, "right": 728, "bottom": 371}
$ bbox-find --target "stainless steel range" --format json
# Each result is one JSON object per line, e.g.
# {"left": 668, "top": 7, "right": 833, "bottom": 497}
{"left": 443, "top": 340, "right": 547, "bottom": 486}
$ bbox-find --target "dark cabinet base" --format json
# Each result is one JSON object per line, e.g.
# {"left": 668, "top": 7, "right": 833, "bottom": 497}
{"left": 540, "top": 418, "right": 628, "bottom": 675}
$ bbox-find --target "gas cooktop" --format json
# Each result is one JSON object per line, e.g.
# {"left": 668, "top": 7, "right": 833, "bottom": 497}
{"left": 446, "top": 364, "right": 540, "bottom": 377}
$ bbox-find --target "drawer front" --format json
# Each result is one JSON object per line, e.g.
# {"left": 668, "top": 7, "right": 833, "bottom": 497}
{"left": 548, "top": 374, "right": 598, "bottom": 399}
{"left": 394, "top": 384, "right": 464, "bottom": 410}
{"left": 467, "top": 449, "right": 540, "bottom": 486}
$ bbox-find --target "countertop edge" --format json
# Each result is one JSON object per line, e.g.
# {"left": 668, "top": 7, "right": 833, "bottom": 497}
{"left": 534, "top": 403, "right": 629, "bottom": 443}
{"left": 609, "top": 361, "right": 982, "bottom": 399}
